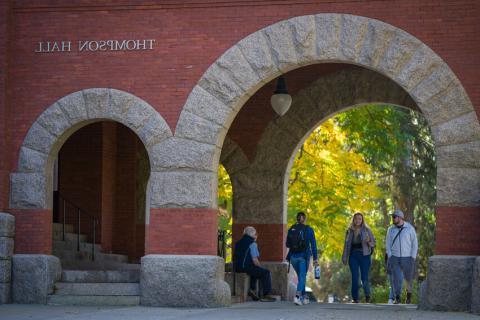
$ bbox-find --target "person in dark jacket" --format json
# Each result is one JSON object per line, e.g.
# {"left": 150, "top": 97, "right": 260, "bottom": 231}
{"left": 286, "top": 212, "right": 319, "bottom": 305}
{"left": 342, "top": 212, "right": 376, "bottom": 303}
{"left": 234, "top": 226, "right": 275, "bottom": 302}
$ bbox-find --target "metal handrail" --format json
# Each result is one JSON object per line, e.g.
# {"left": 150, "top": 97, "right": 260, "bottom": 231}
{"left": 58, "top": 194, "right": 99, "bottom": 261}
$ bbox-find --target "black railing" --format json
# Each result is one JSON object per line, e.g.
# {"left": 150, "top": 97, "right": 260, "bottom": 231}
{"left": 58, "top": 194, "right": 99, "bottom": 261}
{"left": 217, "top": 230, "right": 227, "bottom": 259}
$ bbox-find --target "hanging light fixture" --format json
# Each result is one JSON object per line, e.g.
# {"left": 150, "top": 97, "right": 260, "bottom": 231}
{"left": 270, "top": 76, "right": 292, "bottom": 116}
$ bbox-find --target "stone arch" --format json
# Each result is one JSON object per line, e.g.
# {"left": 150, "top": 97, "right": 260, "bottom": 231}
{"left": 10, "top": 88, "right": 172, "bottom": 209}
{"left": 178, "top": 13, "right": 480, "bottom": 208}
{"left": 221, "top": 68, "right": 417, "bottom": 225}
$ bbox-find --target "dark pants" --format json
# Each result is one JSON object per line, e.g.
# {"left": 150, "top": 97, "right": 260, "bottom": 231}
{"left": 245, "top": 265, "right": 272, "bottom": 296}
{"left": 348, "top": 250, "right": 371, "bottom": 301}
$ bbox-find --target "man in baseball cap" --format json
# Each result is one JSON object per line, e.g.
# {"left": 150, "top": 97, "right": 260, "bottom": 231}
{"left": 385, "top": 209, "right": 418, "bottom": 304}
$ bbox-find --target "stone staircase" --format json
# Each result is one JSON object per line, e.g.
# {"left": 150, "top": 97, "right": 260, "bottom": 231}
{"left": 49, "top": 223, "right": 141, "bottom": 305}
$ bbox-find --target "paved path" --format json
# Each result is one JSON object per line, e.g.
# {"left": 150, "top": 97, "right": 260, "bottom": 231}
{"left": 1, "top": 302, "right": 478, "bottom": 320}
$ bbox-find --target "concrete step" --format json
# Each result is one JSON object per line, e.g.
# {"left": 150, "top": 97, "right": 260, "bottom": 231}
{"left": 60, "top": 260, "right": 140, "bottom": 271}
{"left": 53, "top": 231, "right": 88, "bottom": 242}
{"left": 53, "top": 250, "right": 128, "bottom": 263}
{"left": 61, "top": 270, "right": 140, "bottom": 283}
{"left": 52, "top": 223, "right": 74, "bottom": 233}
{"left": 47, "top": 294, "right": 140, "bottom": 306}
{"left": 54, "top": 282, "right": 140, "bottom": 296}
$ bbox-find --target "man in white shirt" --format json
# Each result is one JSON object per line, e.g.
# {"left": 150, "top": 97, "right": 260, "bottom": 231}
{"left": 385, "top": 210, "right": 418, "bottom": 304}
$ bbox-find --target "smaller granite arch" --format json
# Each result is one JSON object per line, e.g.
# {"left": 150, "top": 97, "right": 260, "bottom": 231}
{"left": 10, "top": 88, "right": 172, "bottom": 209}
{"left": 222, "top": 68, "right": 416, "bottom": 224}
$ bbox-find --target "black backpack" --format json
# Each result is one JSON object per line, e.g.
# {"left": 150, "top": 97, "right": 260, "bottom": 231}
{"left": 286, "top": 223, "right": 307, "bottom": 253}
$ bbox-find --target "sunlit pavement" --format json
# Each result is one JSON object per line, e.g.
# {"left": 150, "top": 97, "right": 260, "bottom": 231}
{"left": 1, "top": 302, "right": 478, "bottom": 320}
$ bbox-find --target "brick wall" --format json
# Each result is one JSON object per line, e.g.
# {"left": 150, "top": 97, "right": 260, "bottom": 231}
{"left": 10, "top": 209, "right": 51, "bottom": 254}
{"left": 58, "top": 122, "right": 103, "bottom": 241}
{"left": 435, "top": 206, "right": 480, "bottom": 255}
{"left": 5, "top": 1, "right": 479, "bottom": 175}
{"left": 100, "top": 122, "right": 116, "bottom": 252}
{"left": 146, "top": 208, "right": 218, "bottom": 255}
{"left": 0, "top": 1, "right": 11, "bottom": 211}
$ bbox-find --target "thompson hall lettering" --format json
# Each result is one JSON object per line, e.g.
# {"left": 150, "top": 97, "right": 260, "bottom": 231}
{"left": 35, "top": 39, "right": 156, "bottom": 53}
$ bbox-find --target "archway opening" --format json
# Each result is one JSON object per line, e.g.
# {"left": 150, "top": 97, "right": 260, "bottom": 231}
{"left": 52, "top": 121, "right": 151, "bottom": 269}
{"left": 287, "top": 104, "right": 436, "bottom": 303}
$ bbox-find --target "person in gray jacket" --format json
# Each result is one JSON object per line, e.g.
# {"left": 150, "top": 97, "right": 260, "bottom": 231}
{"left": 385, "top": 209, "right": 418, "bottom": 304}
{"left": 342, "top": 212, "right": 376, "bottom": 303}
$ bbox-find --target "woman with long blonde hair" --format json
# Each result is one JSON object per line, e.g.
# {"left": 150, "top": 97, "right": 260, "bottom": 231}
{"left": 342, "top": 212, "right": 376, "bottom": 303}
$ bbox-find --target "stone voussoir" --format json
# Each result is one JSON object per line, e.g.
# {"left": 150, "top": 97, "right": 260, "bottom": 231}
{"left": 262, "top": 19, "right": 298, "bottom": 72}
{"left": 9, "top": 172, "right": 46, "bottom": 209}
{"left": 37, "top": 102, "right": 72, "bottom": 137}
{"left": 198, "top": 58, "right": 248, "bottom": 108}
{"left": 22, "top": 122, "right": 56, "bottom": 155}
{"left": 288, "top": 15, "right": 317, "bottom": 65}
{"left": 57, "top": 90, "right": 87, "bottom": 124}
{"left": 83, "top": 88, "right": 110, "bottom": 119}
{"left": 237, "top": 31, "right": 280, "bottom": 82}
{"left": 314, "top": 13, "right": 341, "bottom": 61}
{"left": 182, "top": 85, "right": 233, "bottom": 128}
{"left": 175, "top": 110, "right": 225, "bottom": 147}
{"left": 339, "top": 14, "right": 369, "bottom": 63}
{"left": 18, "top": 146, "right": 48, "bottom": 173}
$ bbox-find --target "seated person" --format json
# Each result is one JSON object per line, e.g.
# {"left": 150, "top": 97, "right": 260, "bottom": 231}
{"left": 234, "top": 226, "right": 275, "bottom": 302}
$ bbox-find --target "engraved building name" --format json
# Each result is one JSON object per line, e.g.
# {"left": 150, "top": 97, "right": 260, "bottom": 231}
{"left": 35, "top": 39, "right": 156, "bottom": 53}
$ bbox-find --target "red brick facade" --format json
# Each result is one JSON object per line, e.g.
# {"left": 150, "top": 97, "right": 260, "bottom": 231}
{"left": 435, "top": 206, "right": 480, "bottom": 255}
{"left": 146, "top": 208, "right": 218, "bottom": 255}
{"left": 10, "top": 209, "right": 51, "bottom": 254}
{"left": 1, "top": 1, "right": 479, "bottom": 257}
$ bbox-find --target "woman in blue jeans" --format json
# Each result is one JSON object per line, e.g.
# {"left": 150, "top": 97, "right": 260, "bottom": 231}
{"left": 342, "top": 212, "right": 376, "bottom": 303}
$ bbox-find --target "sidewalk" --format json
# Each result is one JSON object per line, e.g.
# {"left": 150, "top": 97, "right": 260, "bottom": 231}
{"left": 1, "top": 302, "right": 478, "bottom": 320}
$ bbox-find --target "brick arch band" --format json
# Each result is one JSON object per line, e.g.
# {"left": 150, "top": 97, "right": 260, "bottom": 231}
{"left": 178, "top": 13, "right": 480, "bottom": 208}
{"left": 10, "top": 88, "right": 172, "bottom": 209}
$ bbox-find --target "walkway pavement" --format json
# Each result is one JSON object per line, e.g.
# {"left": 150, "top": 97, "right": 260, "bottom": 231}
{"left": 1, "top": 302, "right": 478, "bottom": 320}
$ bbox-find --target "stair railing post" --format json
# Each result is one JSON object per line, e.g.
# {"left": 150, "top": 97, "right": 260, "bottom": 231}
{"left": 92, "top": 217, "right": 96, "bottom": 261}
{"left": 77, "top": 208, "right": 81, "bottom": 252}
{"left": 62, "top": 199, "right": 66, "bottom": 241}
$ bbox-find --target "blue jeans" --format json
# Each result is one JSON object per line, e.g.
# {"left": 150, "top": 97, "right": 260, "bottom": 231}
{"left": 291, "top": 256, "right": 307, "bottom": 295}
{"left": 388, "top": 273, "right": 403, "bottom": 299}
{"left": 388, "top": 256, "right": 414, "bottom": 297}
{"left": 348, "top": 250, "right": 371, "bottom": 301}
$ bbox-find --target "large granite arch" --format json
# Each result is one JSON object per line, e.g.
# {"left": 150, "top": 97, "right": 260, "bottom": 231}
{"left": 10, "top": 88, "right": 172, "bottom": 209}
{"left": 178, "top": 13, "right": 480, "bottom": 208}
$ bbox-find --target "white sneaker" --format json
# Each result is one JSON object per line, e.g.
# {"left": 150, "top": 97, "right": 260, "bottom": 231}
{"left": 302, "top": 296, "right": 310, "bottom": 305}
{"left": 388, "top": 298, "right": 394, "bottom": 305}
{"left": 294, "top": 296, "right": 303, "bottom": 306}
